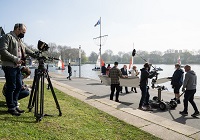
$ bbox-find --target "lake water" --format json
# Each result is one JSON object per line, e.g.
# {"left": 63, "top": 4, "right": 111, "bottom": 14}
{"left": 0, "top": 64, "right": 199, "bottom": 97}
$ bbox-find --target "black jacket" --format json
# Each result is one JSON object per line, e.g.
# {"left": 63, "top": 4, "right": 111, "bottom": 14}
{"left": 140, "top": 68, "right": 156, "bottom": 87}
{"left": 68, "top": 65, "right": 72, "bottom": 73}
{"left": 121, "top": 68, "right": 128, "bottom": 76}
{"left": 101, "top": 66, "right": 106, "bottom": 75}
{"left": 171, "top": 68, "right": 184, "bottom": 86}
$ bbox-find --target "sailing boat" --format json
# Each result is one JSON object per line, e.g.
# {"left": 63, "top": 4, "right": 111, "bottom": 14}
{"left": 57, "top": 56, "right": 65, "bottom": 70}
{"left": 92, "top": 55, "right": 104, "bottom": 71}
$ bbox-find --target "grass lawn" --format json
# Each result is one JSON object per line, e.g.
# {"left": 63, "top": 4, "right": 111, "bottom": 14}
{"left": 0, "top": 81, "right": 160, "bottom": 140}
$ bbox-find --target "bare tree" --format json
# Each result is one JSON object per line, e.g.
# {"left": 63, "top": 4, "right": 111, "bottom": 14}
{"left": 88, "top": 51, "right": 98, "bottom": 63}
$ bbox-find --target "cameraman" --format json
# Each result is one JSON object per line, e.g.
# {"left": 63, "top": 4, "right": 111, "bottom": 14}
{"left": 0, "top": 23, "right": 35, "bottom": 116}
{"left": 139, "top": 63, "right": 157, "bottom": 110}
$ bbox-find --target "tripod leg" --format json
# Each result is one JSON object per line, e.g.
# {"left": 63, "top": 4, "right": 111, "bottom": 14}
{"left": 46, "top": 72, "right": 62, "bottom": 116}
{"left": 34, "top": 74, "right": 41, "bottom": 121}
{"left": 34, "top": 71, "right": 45, "bottom": 122}
{"left": 28, "top": 69, "right": 38, "bottom": 112}
{"left": 40, "top": 74, "right": 45, "bottom": 117}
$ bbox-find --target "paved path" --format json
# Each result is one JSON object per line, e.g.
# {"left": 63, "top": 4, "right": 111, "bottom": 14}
{"left": 49, "top": 72, "right": 200, "bottom": 139}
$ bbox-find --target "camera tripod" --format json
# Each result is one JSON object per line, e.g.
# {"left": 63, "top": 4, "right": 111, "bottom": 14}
{"left": 27, "top": 59, "right": 62, "bottom": 122}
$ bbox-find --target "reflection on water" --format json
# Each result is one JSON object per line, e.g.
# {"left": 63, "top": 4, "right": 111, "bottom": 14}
{"left": 0, "top": 64, "right": 200, "bottom": 96}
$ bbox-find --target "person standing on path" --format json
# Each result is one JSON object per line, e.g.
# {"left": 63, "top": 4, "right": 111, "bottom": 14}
{"left": 139, "top": 63, "right": 157, "bottom": 110}
{"left": 67, "top": 63, "right": 72, "bottom": 80}
{"left": 101, "top": 63, "right": 106, "bottom": 75}
{"left": 129, "top": 65, "right": 139, "bottom": 93}
{"left": 108, "top": 62, "right": 124, "bottom": 102}
{"left": 120, "top": 65, "right": 129, "bottom": 93}
{"left": 171, "top": 63, "right": 184, "bottom": 104}
{"left": 106, "top": 64, "right": 111, "bottom": 75}
{"left": 179, "top": 65, "right": 199, "bottom": 117}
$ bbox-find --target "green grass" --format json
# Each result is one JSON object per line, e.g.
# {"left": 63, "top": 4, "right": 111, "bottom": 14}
{"left": 0, "top": 81, "right": 160, "bottom": 140}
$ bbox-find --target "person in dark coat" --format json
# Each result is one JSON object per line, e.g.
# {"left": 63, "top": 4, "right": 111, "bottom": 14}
{"left": 67, "top": 63, "right": 72, "bottom": 80}
{"left": 139, "top": 63, "right": 157, "bottom": 110}
{"left": 101, "top": 63, "right": 106, "bottom": 75}
{"left": 120, "top": 65, "right": 129, "bottom": 93}
{"left": 108, "top": 62, "right": 123, "bottom": 102}
{"left": 171, "top": 63, "right": 184, "bottom": 104}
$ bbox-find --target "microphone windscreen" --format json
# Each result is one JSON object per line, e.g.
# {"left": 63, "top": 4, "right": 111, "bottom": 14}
{"left": 132, "top": 49, "right": 136, "bottom": 57}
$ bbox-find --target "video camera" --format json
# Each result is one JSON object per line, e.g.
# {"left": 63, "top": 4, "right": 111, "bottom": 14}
{"left": 33, "top": 40, "right": 58, "bottom": 60}
{"left": 32, "top": 40, "right": 59, "bottom": 69}
{"left": 38, "top": 40, "right": 49, "bottom": 52}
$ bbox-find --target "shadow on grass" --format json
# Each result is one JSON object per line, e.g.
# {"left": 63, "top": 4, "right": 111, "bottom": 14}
{"left": 0, "top": 100, "right": 7, "bottom": 108}
{"left": 0, "top": 116, "right": 37, "bottom": 123}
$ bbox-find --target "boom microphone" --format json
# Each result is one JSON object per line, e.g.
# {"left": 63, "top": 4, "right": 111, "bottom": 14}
{"left": 132, "top": 49, "right": 136, "bottom": 57}
{"left": 132, "top": 49, "right": 156, "bottom": 69}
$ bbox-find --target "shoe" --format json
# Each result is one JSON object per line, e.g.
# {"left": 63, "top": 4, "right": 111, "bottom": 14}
{"left": 126, "top": 91, "right": 130, "bottom": 93}
{"left": 16, "top": 107, "right": 25, "bottom": 113}
{"left": 176, "top": 99, "right": 181, "bottom": 104}
{"left": 8, "top": 109, "right": 21, "bottom": 116}
{"left": 191, "top": 111, "right": 200, "bottom": 117}
{"left": 138, "top": 106, "right": 143, "bottom": 110}
{"left": 67, "top": 77, "right": 68, "bottom": 79}
{"left": 140, "top": 105, "right": 152, "bottom": 111}
{"left": 135, "top": 91, "right": 137, "bottom": 93}
{"left": 179, "top": 111, "right": 188, "bottom": 116}
{"left": 115, "top": 100, "right": 120, "bottom": 102}
{"left": 146, "top": 105, "right": 152, "bottom": 110}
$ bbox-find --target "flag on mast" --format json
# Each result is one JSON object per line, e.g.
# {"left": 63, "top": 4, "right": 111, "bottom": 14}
{"left": 94, "top": 18, "right": 101, "bottom": 27}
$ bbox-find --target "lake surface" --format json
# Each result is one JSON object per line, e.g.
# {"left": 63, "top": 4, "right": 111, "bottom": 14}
{"left": 0, "top": 64, "right": 199, "bottom": 97}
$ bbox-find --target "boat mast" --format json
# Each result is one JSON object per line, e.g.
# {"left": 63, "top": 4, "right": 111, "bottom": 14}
{"left": 99, "top": 17, "right": 102, "bottom": 72}
{"left": 132, "top": 43, "right": 134, "bottom": 66}
{"left": 93, "top": 17, "right": 108, "bottom": 73}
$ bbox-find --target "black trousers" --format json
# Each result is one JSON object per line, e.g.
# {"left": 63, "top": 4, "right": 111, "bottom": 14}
{"left": 183, "top": 89, "right": 199, "bottom": 112}
{"left": 120, "top": 86, "right": 128, "bottom": 93}
{"left": 110, "top": 84, "right": 120, "bottom": 101}
{"left": 131, "top": 87, "right": 137, "bottom": 92}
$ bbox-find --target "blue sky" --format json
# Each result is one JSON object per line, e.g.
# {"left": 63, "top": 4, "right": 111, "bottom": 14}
{"left": 1, "top": 0, "right": 200, "bottom": 56}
